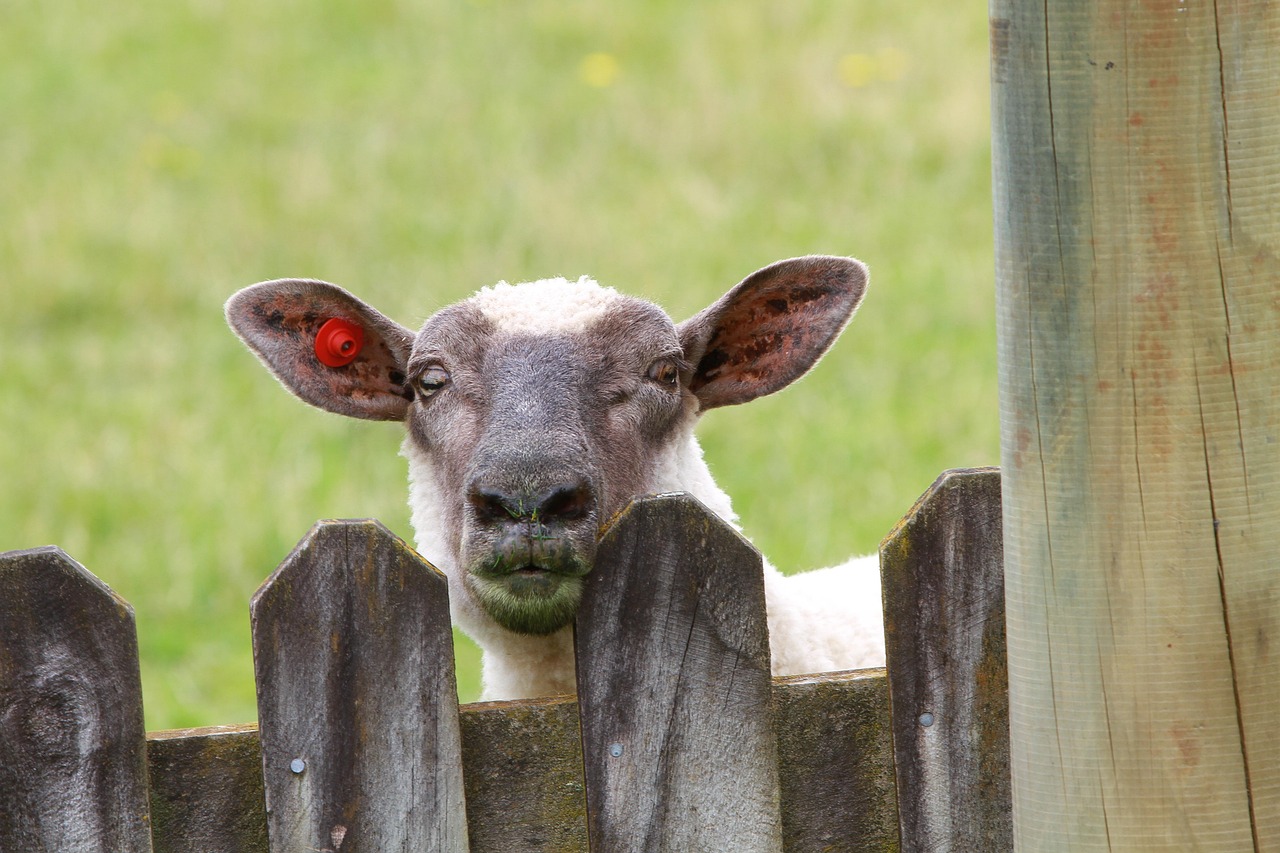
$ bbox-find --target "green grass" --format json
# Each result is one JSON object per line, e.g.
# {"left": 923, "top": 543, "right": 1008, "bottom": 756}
{"left": 1, "top": 0, "right": 996, "bottom": 731}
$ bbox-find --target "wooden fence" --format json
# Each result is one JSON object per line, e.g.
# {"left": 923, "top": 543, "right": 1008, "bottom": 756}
{"left": 0, "top": 467, "right": 1008, "bottom": 853}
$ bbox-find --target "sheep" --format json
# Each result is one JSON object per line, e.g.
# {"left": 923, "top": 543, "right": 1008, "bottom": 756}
{"left": 226, "top": 255, "right": 884, "bottom": 701}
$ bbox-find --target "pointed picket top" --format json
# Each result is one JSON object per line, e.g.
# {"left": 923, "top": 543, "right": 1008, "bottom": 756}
{"left": 880, "top": 467, "right": 1010, "bottom": 852}
{"left": 251, "top": 519, "right": 468, "bottom": 852}
{"left": 574, "top": 492, "right": 781, "bottom": 853}
{"left": 0, "top": 546, "right": 153, "bottom": 852}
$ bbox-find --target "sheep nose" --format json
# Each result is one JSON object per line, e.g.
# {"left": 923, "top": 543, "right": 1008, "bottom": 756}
{"left": 468, "top": 478, "right": 596, "bottom": 527}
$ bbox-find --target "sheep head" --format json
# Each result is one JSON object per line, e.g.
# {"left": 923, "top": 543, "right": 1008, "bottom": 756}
{"left": 225, "top": 256, "right": 867, "bottom": 638}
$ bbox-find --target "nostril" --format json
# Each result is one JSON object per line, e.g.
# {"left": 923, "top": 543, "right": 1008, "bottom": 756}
{"left": 537, "top": 481, "right": 594, "bottom": 523}
{"left": 467, "top": 479, "right": 596, "bottom": 526}
{"left": 469, "top": 487, "right": 521, "bottom": 525}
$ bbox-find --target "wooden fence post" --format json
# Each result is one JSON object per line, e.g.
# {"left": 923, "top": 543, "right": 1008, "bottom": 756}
{"left": 251, "top": 519, "right": 468, "bottom": 852}
{"left": 574, "top": 493, "right": 782, "bottom": 853}
{"left": 880, "top": 467, "right": 1009, "bottom": 852}
{"left": 0, "top": 546, "right": 153, "bottom": 852}
{"left": 993, "top": 0, "right": 1280, "bottom": 847}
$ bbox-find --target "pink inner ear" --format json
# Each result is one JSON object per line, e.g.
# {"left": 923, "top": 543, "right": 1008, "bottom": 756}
{"left": 315, "top": 318, "right": 366, "bottom": 367}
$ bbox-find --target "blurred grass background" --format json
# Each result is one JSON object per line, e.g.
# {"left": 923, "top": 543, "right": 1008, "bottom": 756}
{"left": 1, "top": 0, "right": 995, "bottom": 731}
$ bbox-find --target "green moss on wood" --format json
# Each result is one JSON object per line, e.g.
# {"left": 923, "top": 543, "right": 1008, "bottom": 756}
{"left": 460, "top": 695, "right": 589, "bottom": 853}
{"left": 143, "top": 672, "right": 905, "bottom": 853}
{"left": 774, "top": 671, "right": 900, "bottom": 853}
{"left": 147, "top": 724, "right": 269, "bottom": 853}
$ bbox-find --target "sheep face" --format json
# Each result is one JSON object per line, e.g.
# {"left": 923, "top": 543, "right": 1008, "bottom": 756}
{"left": 226, "top": 256, "right": 867, "bottom": 640}
{"left": 402, "top": 287, "right": 695, "bottom": 636}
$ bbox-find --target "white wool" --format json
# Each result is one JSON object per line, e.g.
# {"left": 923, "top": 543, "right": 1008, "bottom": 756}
{"left": 762, "top": 556, "right": 886, "bottom": 675}
{"left": 403, "top": 439, "right": 451, "bottom": 573}
{"left": 471, "top": 276, "right": 619, "bottom": 334}
{"left": 649, "top": 424, "right": 739, "bottom": 528}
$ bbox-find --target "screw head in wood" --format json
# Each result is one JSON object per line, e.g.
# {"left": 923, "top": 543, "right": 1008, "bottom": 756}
{"left": 290, "top": 757, "right": 306, "bottom": 774}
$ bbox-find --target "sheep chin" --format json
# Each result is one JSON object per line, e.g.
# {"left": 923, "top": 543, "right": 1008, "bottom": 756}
{"left": 463, "top": 571, "right": 585, "bottom": 636}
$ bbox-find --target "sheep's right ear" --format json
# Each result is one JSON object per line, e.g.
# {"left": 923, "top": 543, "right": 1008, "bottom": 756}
{"left": 225, "top": 279, "right": 415, "bottom": 421}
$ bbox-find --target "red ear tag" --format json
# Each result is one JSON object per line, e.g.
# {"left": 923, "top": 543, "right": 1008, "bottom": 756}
{"left": 315, "top": 318, "right": 365, "bottom": 367}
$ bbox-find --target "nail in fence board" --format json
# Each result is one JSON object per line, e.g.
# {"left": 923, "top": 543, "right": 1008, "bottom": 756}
{"left": 0, "top": 546, "right": 154, "bottom": 852}
{"left": 574, "top": 493, "right": 782, "bottom": 853}
{"left": 251, "top": 519, "right": 468, "bottom": 852}
{"left": 880, "top": 467, "right": 1010, "bottom": 852}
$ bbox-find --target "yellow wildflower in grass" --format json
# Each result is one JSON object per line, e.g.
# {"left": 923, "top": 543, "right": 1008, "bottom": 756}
{"left": 838, "top": 47, "right": 910, "bottom": 88}
{"left": 838, "top": 53, "right": 877, "bottom": 88}
{"left": 579, "top": 52, "right": 620, "bottom": 88}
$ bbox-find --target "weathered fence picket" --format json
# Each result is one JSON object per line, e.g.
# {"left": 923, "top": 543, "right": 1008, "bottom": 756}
{"left": 0, "top": 470, "right": 1013, "bottom": 851}
{"left": 773, "top": 670, "right": 898, "bottom": 850}
{"left": 881, "top": 467, "right": 1010, "bottom": 852}
{"left": 250, "top": 519, "right": 468, "bottom": 852}
{"left": 574, "top": 493, "right": 782, "bottom": 853}
{"left": 147, "top": 724, "right": 269, "bottom": 851}
{"left": 0, "top": 547, "right": 153, "bottom": 852}
{"left": 458, "top": 696, "right": 588, "bottom": 852}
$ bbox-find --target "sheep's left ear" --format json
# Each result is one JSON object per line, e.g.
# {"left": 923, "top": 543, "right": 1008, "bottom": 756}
{"left": 677, "top": 255, "right": 868, "bottom": 411}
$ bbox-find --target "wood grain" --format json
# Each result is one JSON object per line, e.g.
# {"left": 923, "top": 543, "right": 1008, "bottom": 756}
{"left": 460, "top": 695, "right": 588, "bottom": 853}
{"left": 251, "top": 519, "right": 468, "bottom": 852}
{"left": 143, "top": 670, "right": 905, "bottom": 853}
{"left": 774, "top": 670, "right": 899, "bottom": 852}
{"left": 574, "top": 493, "right": 782, "bottom": 852}
{"left": 993, "top": 0, "right": 1280, "bottom": 847}
{"left": 881, "top": 468, "right": 1009, "bottom": 852}
{"left": 148, "top": 724, "right": 269, "bottom": 853}
{"left": 0, "top": 546, "right": 153, "bottom": 852}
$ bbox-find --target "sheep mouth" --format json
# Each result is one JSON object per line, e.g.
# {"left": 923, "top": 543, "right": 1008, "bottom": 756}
{"left": 466, "top": 531, "right": 595, "bottom": 582}
{"left": 464, "top": 565, "right": 587, "bottom": 636}
{"left": 513, "top": 565, "right": 550, "bottom": 578}
{"left": 486, "top": 560, "right": 553, "bottom": 577}
{"left": 472, "top": 555, "right": 590, "bottom": 581}
{"left": 461, "top": 533, "right": 596, "bottom": 635}
{"left": 492, "top": 563, "right": 559, "bottom": 590}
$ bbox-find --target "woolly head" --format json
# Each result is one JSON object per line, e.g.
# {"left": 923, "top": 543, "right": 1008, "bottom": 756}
{"left": 225, "top": 256, "right": 868, "bottom": 637}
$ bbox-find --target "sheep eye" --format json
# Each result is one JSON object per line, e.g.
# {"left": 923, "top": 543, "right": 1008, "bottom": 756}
{"left": 416, "top": 366, "right": 451, "bottom": 398}
{"left": 646, "top": 358, "right": 680, "bottom": 388}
